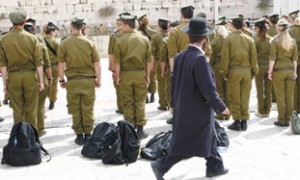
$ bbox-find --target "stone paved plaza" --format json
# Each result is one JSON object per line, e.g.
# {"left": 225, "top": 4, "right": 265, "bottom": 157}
{"left": 0, "top": 59, "right": 300, "bottom": 180}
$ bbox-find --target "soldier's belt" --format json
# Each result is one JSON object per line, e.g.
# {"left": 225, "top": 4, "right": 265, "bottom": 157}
{"left": 229, "top": 64, "right": 250, "bottom": 69}
{"left": 274, "top": 67, "right": 294, "bottom": 72}
{"left": 9, "top": 68, "right": 36, "bottom": 73}
{"left": 67, "top": 75, "right": 95, "bottom": 80}
{"left": 121, "top": 67, "right": 145, "bottom": 71}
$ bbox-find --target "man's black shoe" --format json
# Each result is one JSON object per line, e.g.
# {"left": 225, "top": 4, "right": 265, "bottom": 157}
{"left": 274, "top": 121, "right": 289, "bottom": 127}
{"left": 137, "top": 125, "right": 148, "bottom": 139}
{"left": 49, "top": 101, "right": 55, "bottom": 110}
{"left": 228, "top": 120, "right": 242, "bottom": 131}
{"left": 206, "top": 168, "right": 229, "bottom": 177}
{"left": 75, "top": 134, "right": 85, "bottom": 145}
{"left": 150, "top": 93, "right": 155, "bottom": 103}
{"left": 241, "top": 120, "right": 247, "bottom": 131}
{"left": 2, "top": 99, "right": 9, "bottom": 105}
{"left": 151, "top": 161, "right": 165, "bottom": 180}
{"left": 85, "top": 133, "right": 92, "bottom": 142}
{"left": 115, "top": 109, "right": 123, "bottom": 114}
{"left": 146, "top": 96, "right": 149, "bottom": 103}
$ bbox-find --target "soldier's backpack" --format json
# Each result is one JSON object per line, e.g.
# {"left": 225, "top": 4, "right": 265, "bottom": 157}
{"left": 1, "top": 122, "right": 51, "bottom": 166}
{"left": 141, "top": 131, "right": 172, "bottom": 160}
{"left": 291, "top": 111, "right": 300, "bottom": 134}
{"left": 81, "top": 122, "right": 118, "bottom": 158}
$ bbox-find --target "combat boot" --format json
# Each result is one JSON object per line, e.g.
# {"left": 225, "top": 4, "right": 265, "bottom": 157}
{"left": 146, "top": 95, "right": 149, "bottom": 103}
{"left": 75, "top": 134, "right": 85, "bottom": 145}
{"left": 137, "top": 125, "right": 148, "bottom": 139}
{"left": 150, "top": 93, "right": 155, "bottom": 103}
{"left": 241, "top": 120, "right": 247, "bottom": 131}
{"left": 2, "top": 99, "right": 9, "bottom": 105}
{"left": 49, "top": 101, "right": 55, "bottom": 110}
{"left": 228, "top": 120, "right": 242, "bottom": 131}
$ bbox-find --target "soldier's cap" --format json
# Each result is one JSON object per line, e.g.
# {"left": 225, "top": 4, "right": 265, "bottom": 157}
{"left": 8, "top": 7, "right": 27, "bottom": 24}
{"left": 137, "top": 14, "right": 147, "bottom": 20}
{"left": 218, "top": 16, "right": 226, "bottom": 21}
{"left": 195, "top": 12, "right": 207, "bottom": 19}
{"left": 215, "top": 20, "right": 227, "bottom": 26}
{"left": 71, "top": 17, "right": 85, "bottom": 25}
{"left": 24, "top": 22, "right": 34, "bottom": 27}
{"left": 120, "top": 15, "right": 137, "bottom": 21}
{"left": 47, "top": 22, "right": 59, "bottom": 30}
{"left": 181, "top": 5, "right": 195, "bottom": 11}
{"left": 277, "top": 19, "right": 290, "bottom": 26}
{"left": 182, "top": 16, "right": 213, "bottom": 36}
{"left": 238, "top": 14, "right": 244, "bottom": 18}
{"left": 227, "top": 16, "right": 244, "bottom": 23}
{"left": 26, "top": 18, "right": 36, "bottom": 25}
{"left": 170, "top": 20, "right": 181, "bottom": 28}
{"left": 289, "top": 10, "right": 299, "bottom": 18}
{"left": 268, "top": 13, "right": 279, "bottom": 18}
{"left": 254, "top": 19, "right": 266, "bottom": 27}
{"left": 118, "top": 12, "right": 131, "bottom": 17}
{"left": 158, "top": 18, "right": 171, "bottom": 23}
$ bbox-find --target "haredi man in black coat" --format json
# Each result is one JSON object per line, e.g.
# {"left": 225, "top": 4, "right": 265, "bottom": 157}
{"left": 151, "top": 16, "right": 230, "bottom": 179}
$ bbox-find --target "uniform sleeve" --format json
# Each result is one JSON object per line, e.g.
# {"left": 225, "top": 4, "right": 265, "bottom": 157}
{"left": 292, "top": 39, "right": 298, "bottom": 61}
{"left": 209, "top": 40, "right": 216, "bottom": 66}
{"left": 151, "top": 35, "right": 158, "bottom": 58}
{"left": 108, "top": 34, "right": 115, "bottom": 55}
{"left": 249, "top": 39, "right": 258, "bottom": 75}
{"left": 204, "top": 39, "right": 212, "bottom": 58}
{"left": 160, "top": 41, "right": 168, "bottom": 63}
{"left": 145, "top": 40, "right": 152, "bottom": 63}
{"left": 42, "top": 45, "right": 51, "bottom": 68}
{"left": 0, "top": 39, "right": 7, "bottom": 67}
{"left": 167, "top": 30, "right": 178, "bottom": 58}
{"left": 57, "top": 43, "right": 66, "bottom": 63}
{"left": 91, "top": 43, "right": 100, "bottom": 63}
{"left": 269, "top": 40, "right": 277, "bottom": 60}
{"left": 33, "top": 37, "right": 43, "bottom": 67}
{"left": 114, "top": 39, "right": 121, "bottom": 64}
{"left": 220, "top": 38, "right": 230, "bottom": 78}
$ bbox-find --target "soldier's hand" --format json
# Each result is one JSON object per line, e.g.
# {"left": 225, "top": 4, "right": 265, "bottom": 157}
{"left": 224, "top": 77, "right": 228, "bottom": 81}
{"left": 221, "top": 108, "right": 230, "bottom": 116}
{"left": 94, "top": 78, "right": 101, "bottom": 88}
{"left": 38, "top": 83, "right": 44, "bottom": 92}
{"left": 60, "top": 82, "right": 66, "bottom": 88}
{"left": 146, "top": 77, "right": 150, "bottom": 84}
{"left": 268, "top": 73, "right": 272, "bottom": 80}
{"left": 161, "top": 73, "right": 165, "bottom": 79}
{"left": 116, "top": 77, "right": 121, "bottom": 86}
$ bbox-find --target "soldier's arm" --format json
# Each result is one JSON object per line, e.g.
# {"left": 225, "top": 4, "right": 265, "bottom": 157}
{"left": 94, "top": 61, "right": 101, "bottom": 88}
{"left": 220, "top": 38, "right": 230, "bottom": 80}
{"left": 168, "top": 31, "right": 177, "bottom": 72}
{"left": 145, "top": 41, "right": 152, "bottom": 82}
{"left": 249, "top": 39, "right": 258, "bottom": 77}
{"left": 268, "top": 40, "right": 277, "bottom": 80}
{"left": 160, "top": 42, "right": 168, "bottom": 78}
{"left": 114, "top": 40, "right": 122, "bottom": 85}
{"left": 209, "top": 40, "right": 216, "bottom": 66}
{"left": 36, "top": 66, "right": 44, "bottom": 91}
{"left": 292, "top": 40, "right": 298, "bottom": 80}
{"left": 0, "top": 66, "right": 7, "bottom": 93}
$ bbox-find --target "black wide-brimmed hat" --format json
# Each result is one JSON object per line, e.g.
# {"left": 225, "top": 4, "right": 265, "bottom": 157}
{"left": 181, "top": 17, "right": 213, "bottom": 36}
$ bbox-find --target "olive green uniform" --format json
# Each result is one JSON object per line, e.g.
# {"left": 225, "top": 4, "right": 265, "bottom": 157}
{"left": 139, "top": 27, "right": 157, "bottom": 94}
{"left": 114, "top": 29, "right": 151, "bottom": 126}
{"left": 151, "top": 31, "right": 167, "bottom": 109}
{"left": 57, "top": 34, "right": 99, "bottom": 135}
{"left": 289, "top": 25, "right": 300, "bottom": 113}
{"left": 268, "top": 25, "right": 278, "bottom": 102}
{"left": 269, "top": 38, "right": 298, "bottom": 124}
{"left": 0, "top": 28, "right": 43, "bottom": 129}
{"left": 220, "top": 30, "right": 258, "bottom": 121}
{"left": 44, "top": 36, "right": 59, "bottom": 103}
{"left": 37, "top": 45, "right": 50, "bottom": 133}
{"left": 159, "top": 36, "right": 171, "bottom": 109}
{"left": 254, "top": 35, "right": 272, "bottom": 115}
{"left": 108, "top": 30, "right": 124, "bottom": 112}
{"left": 210, "top": 36, "right": 228, "bottom": 119}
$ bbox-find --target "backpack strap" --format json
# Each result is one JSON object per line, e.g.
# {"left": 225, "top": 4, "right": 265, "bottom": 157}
{"left": 41, "top": 145, "right": 52, "bottom": 162}
{"left": 123, "top": 125, "right": 129, "bottom": 166}
{"left": 44, "top": 38, "right": 57, "bottom": 56}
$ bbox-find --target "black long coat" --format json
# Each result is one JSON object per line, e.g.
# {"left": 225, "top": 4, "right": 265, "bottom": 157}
{"left": 170, "top": 45, "right": 226, "bottom": 157}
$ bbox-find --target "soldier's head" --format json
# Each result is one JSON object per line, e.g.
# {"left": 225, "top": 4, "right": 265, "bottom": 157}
{"left": 277, "top": 19, "right": 290, "bottom": 33}
{"left": 119, "top": 15, "right": 137, "bottom": 32}
{"left": 23, "top": 22, "right": 34, "bottom": 34}
{"left": 117, "top": 12, "right": 131, "bottom": 28}
{"left": 180, "top": 6, "right": 194, "bottom": 20}
{"left": 137, "top": 14, "right": 149, "bottom": 28}
{"left": 158, "top": 18, "right": 170, "bottom": 31}
{"left": 269, "top": 13, "right": 279, "bottom": 25}
{"left": 182, "top": 16, "right": 213, "bottom": 45}
{"left": 43, "top": 22, "right": 59, "bottom": 36}
{"left": 254, "top": 19, "right": 267, "bottom": 40}
{"left": 70, "top": 17, "right": 85, "bottom": 32}
{"left": 228, "top": 17, "right": 244, "bottom": 30}
{"left": 195, "top": 12, "right": 207, "bottom": 19}
{"left": 9, "top": 7, "right": 27, "bottom": 26}
{"left": 215, "top": 21, "right": 229, "bottom": 38}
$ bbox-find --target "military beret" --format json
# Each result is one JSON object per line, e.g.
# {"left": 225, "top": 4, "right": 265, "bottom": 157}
{"left": 289, "top": 10, "right": 299, "bottom": 18}
{"left": 158, "top": 18, "right": 171, "bottom": 23}
{"left": 181, "top": 5, "right": 195, "bottom": 11}
{"left": 26, "top": 18, "right": 36, "bottom": 25}
{"left": 24, "top": 22, "right": 34, "bottom": 26}
{"left": 195, "top": 12, "right": 207, "bottom": 19}
{"left": 218, "top": 16, "right": 226, "bottom": 21}
{"left": 118, "top": 12, "right": 131, "bottom": 17}
{"left": 71, "top": 17, "right": 84, "bottom": 25}
{"left": 227, "top": 16, "right": 244, "bottom": 23}
{"left": 254, "top": 19, "right": 266, "bottom": 27}
{"left": 47, "top": 22, "right": 59, "bottom": 30}
{"left": 120, "top": 15, "right": 137, "bottom": 21}
{"left": 268, "top": 13, "right": 279, "bottom": 18}
{"left": 137, "top": 14, "right": 147, "bottom": 20}
{"left": 277, "top": 19, "right": 290, "bottom": 26}
{"left": 9, "top": 7, "right": 27, "bottom": 24}
{"left": 215, "top": 20, "right": 227, "bottom": 26}
{"left": 170, "top": 20, "right": 181, "bottom": 28}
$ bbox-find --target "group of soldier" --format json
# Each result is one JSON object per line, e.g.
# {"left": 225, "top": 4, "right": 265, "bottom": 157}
{"left": 0, "top": 5, "right": 299, "bottom": 145}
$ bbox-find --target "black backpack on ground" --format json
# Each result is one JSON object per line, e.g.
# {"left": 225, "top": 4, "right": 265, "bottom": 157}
{"left": 291, "top": 111, "right": 300, "bottom": 134}
{"left": 1, "top": 122, "right": 51, "bottom": 166}
{"left": 81, "top": 122, "right": 118, "bottom": 158}
{"left": 214, "top": 121, "right": 230, "bottom": 147}
{"left": 141, "top": 131, "right": 172, "bottom": 160}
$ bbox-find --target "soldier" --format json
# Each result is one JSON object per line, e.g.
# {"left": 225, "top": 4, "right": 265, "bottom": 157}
{"left": 151, "top": 18, "right": 170, "bottom": 111}
{"left": 43, "top": 22, "right": 59, "bottom": 110}
{"left": 220, "top": 17, "right": 258, "bottom": 131}
{"left": 137, "top": 14, "right": 156, "bottom": 103}
{"left": 108, "top": 12, "right": 131, "bottom": 114}
{"left": 253, "top": 19, "right": 272, "bottom": 117}
{"left": 288, "top": 10, "right": 299, "bottom": 24}
{"left": 24, "top": 22, "right": 53, "bottom": 136}
{"left": 288, "top": 14, "right": 300, "bottom": 113}
{"left": 57, "top": 17, "right": 101, "bottom": 145}
{"left": 210, "top": 22, "right": 230, "bottom": 120}
{"left": 114, "top": 15, "right": 152, "bottom": 139}
{"left": 0, "top": 7, "right": 44, "bottom": 129}
{"left": 268, "top": 19, "right": 298, "bottom": 127}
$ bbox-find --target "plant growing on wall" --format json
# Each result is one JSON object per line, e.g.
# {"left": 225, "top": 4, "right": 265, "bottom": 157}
{"left": 98, "top": 6, "right": 115, "bottom": 17}
{"left": 257, "top": 0, "right": 271, "bottom": 10}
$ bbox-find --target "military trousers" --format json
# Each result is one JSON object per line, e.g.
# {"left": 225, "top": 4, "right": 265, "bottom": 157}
{"left": 37, "top": 74, "right": 49, "bottom": 133}
{"left": 227, "top": 68, "right": 252, "bottom": 120}
{"left": 273, "top": 70, "right": 295, "bottom": 123}
{"left": 120, "top": 70, "right": 148, "bottom": 126}
{"left": 66, "top": 78, "right": 95, "bottom": 135}
{"left": 255, "top": 65, "right": 272, "bottom": 115}
{"left": 164, "top": 68, "right": 171, "bottom": 109}
{"left": 294, "top": 65, "right": 300, "bottom": 113}
{"left": 8, "top": 71, "right": 39, "bottom": 129}
{"left": 156, "top": 62, "right": 167, "bottom": 109}
{"left": 113, "top": 77, "right": 123, "bottom": 112}
{"left": 48, "top": 66, "right": 59, "bottom": 102}
{"left": 148, "top": 61, "right": 157, "bottom": 94}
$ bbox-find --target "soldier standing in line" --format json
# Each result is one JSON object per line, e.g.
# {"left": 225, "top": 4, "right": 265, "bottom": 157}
{"left": 108, "top": 12, "right": 131, "bottom": 114}
{"left": 114, "top": 15, "right": 152, "bottom": 139}
{"left": 210, "top": 22, "right": 230, "bottom": 120}
{"left": 151, "top": 18, "right": 170, "bottom": 111}
{"left": 288, "top": 10, "right": 299, "bottom": 24}
{"left": 268, "top": 19, "right": 298, "bottom": 127}
{"left": 253, "top": 19, "right": 272, "bottom": 118}
{"left": 57, "top": 17, "right": 101, "bottom": 145}
{"left": 288, "top": 13, "right": 300, "bottom": 113}
{"left": 220, "top": 17, "right": 258, "bottom": 131}
{"left": 43, "top": 22, "right": 59, "bottom": 110}
{"left": 0, "top": 7, "right": 44, "bottom": 129}
{"left": 137, "top": 14, "right": 156, "bottom": 103}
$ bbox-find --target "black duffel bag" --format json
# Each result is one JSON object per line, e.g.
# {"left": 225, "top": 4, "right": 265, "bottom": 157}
{"left": 214, "top": 121, "right": 230, "bottom": 147}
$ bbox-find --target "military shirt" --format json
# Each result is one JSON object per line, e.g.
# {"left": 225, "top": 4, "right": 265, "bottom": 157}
{"left": 268, "top": 26, "right": 277, "bottom": 37}
{"left": 151, "top": 31, "right": 165, "bottom": 61}
{"left": 269, "top": 37, "right": 298, "bottom": 69}
{"left": 0, "top": 28, "right": 43, "bottom": 69}
{"left": 168, "top": 20, "right": 189, "bottom": 58}
{"left": 254, "top": 35, "right": 271, "bottom": 66}
{"left": 210, "top": 36, "right": 225, "bottom": 66}
{"left": 108, "top": 30, "right": 124, "bottom": 55}
{"left": 57, "top": 34, "right": 100, "bottom": 77}
{"left": 44, "top": 36, "right": 59, "bottom": 64}
{"left": 114, "top": 29, "right": 151, "bottom": 68}
{"left": 160, "top": 36, "right": 169, "bottom": 67}
{"left": 289, "top": 25, "right": 300, "bottom": 61}
{"left": 220, "top": 30, "right": 258, "bottom": 77}
{"left": 42, "top": 44, "right": 50, "bottom": 69}
{"left": 138, "top": 26, "right": 156, "bottom": 41}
